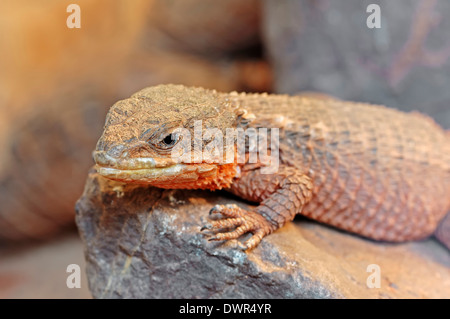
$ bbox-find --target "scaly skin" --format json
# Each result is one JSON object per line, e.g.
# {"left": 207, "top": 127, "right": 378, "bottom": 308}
{"left": 94, "top": 84, "right": 450, "bottom": 250}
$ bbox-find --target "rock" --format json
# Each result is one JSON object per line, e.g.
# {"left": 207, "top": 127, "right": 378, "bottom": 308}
{"left": 262, "top": 0, "right": 450, "bottom": 129}
{"left": 436, "top": 213, "right": 450, "bottom": 250}
{"left": 76, "top": 170, "right": 450, "bottom": 298}
{"left": 0, "top": 232, "right": 91, "bottom": 298}
{"left": 147, "top": 0, "right": 261, "bottom": 55}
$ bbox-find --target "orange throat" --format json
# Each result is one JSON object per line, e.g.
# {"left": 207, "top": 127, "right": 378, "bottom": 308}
{"left": 151, "top": 163, "right": 238, "bottom": 190}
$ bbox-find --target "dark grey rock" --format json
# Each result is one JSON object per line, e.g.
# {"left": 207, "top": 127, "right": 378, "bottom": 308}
{"left": 76, "top": 170, "right": 450, "bottom": 298}
{"left": 262, "top": 0, "right": 450, "bottom": 128}
{"left": 436, "top": 213, "right": 450, "bottom": 250}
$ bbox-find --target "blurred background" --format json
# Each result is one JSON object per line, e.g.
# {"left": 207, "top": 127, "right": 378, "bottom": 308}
{"left": 0, "top": 0, "right": 449, "bottom": 298}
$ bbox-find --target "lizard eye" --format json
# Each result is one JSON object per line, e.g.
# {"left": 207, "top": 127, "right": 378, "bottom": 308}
{"left": 160, "top": 133, "right": 179, "bottom": 148}
{"left": 146, "top": 130, "right": 182, "bottom": 152}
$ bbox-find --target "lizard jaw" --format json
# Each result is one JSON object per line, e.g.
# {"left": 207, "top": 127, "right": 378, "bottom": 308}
{"left": 93, "top": 150, "right": 208, "bottom": 184}
{"left": 93, "top": 151, "right": 238, "bottom": 189}
{"left": 94, "top": 163, "right": 217, "bottom": 185}
{"left": 93, "top": 150, "right": 175, "bottom": 170}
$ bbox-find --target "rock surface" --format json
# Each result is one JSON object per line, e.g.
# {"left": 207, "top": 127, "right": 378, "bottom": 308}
{"left": 76, "top": 170, "right": 450, "bottom": 299}
{"left": 0, "top": 232, "right": 91, "bottom": 299}
{"left": 436, "top": 213, "right": 450, "bottom": 250}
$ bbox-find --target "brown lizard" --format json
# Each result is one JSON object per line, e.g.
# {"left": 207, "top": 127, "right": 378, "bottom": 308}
{"left": 93, "top": 84, "right": 450, "bottom": 250}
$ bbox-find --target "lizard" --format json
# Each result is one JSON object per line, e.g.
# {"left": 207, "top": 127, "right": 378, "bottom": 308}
{"left": 93, "top": 84, "right": 450, "bottom": 250}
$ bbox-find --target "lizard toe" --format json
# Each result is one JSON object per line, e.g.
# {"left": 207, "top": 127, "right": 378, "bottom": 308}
{"left": 243, "top": 229, "right": 267, "bottom": 250}
{"left": 207, "top": 217, "right": 244, "bottom": 230}
{"left": 209, "top": 204, "right": 246, "bottom": 218}
{"left": 204, "top": 206, "right": 276, "bottom": 250}
{"left": 208, "top": 225, "right": 247, "bottom": 241}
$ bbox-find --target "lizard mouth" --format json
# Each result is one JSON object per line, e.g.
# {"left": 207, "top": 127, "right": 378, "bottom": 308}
{"left": 93, "top": 150, "right": 175, "bottom": 170}
{"left": 93, "top": 150, "right": 217, "bottom": 185}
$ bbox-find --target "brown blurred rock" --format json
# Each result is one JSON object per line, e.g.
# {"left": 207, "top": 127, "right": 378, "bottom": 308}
{"left": 0, "top": 90, "right": 108, "bottom": 240}
{"left": 0, "top": 0, "right": 152, "bottom": 131}
{"left": 0, "top": 232, "right": 91, "bottom": 298}
{"left": 147, "top": 0, "right": 261, "bottom": 55}
{"left": 75, "top": 170, "right": 450, "bottom": 299}
{"left": 263, "top": 0, "right": 450, "bottom": 128}
{"left": 121, "top": 50, "right": 272, "bottom": 96}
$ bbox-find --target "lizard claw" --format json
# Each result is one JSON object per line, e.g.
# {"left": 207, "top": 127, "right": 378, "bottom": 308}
{"left": 209, "top": 204, "right": 245, "bottom": 217}
{"left": 204, "top": 204, "right": 275, "bottom": 250}
{"left": 200, "top": 224, "right": 212, "bottom": 231}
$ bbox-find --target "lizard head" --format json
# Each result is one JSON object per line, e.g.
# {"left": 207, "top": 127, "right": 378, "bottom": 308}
{"left": 93, "top": 84, "right": 241, "bottom": 190}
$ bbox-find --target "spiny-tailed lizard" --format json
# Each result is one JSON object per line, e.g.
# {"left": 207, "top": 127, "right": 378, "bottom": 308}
{"left": 93, "top": 84, "right": 450, "bottom": 250}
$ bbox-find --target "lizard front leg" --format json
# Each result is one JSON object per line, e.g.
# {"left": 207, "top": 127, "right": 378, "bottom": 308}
{"left": 203, "top": 166, "right": 314, "bottom": 250}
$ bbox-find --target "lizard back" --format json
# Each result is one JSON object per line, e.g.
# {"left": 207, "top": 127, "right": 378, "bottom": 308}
{"left": 232, "top": 93, "right": 450, "bottom": 242}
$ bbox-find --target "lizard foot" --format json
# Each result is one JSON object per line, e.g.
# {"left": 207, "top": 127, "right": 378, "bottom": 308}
{"left": 201, "top": 204, "right": 275, "bottom": 250}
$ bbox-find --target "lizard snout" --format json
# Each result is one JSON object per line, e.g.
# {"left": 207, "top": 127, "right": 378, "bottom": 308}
{"left": 100, "top": 141, "right": 156, "bottom": 161}
{"left": 93, "top": 140, "right": 176, "bottom": 170}
{"left": 105, "top": 144, "right": 127, "bottom": 159}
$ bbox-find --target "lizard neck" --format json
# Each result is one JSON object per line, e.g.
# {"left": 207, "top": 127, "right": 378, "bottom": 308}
{"left": 149, "top": 163, "right": 238, "bottom": 190}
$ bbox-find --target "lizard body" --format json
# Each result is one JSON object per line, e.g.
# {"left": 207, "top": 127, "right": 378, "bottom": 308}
{"left": 94, "top": 84, "right": 450, "bottom": 250}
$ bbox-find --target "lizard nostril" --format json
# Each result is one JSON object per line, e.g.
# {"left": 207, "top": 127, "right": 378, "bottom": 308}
{"left": 130, "top": 144, "right": 154, "bottom": 157}
{"left": 107, "top": 145, "right": 126, "bottom": 159}
{"left": 116, "top": 141, "right": 155, "bottom": 158}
